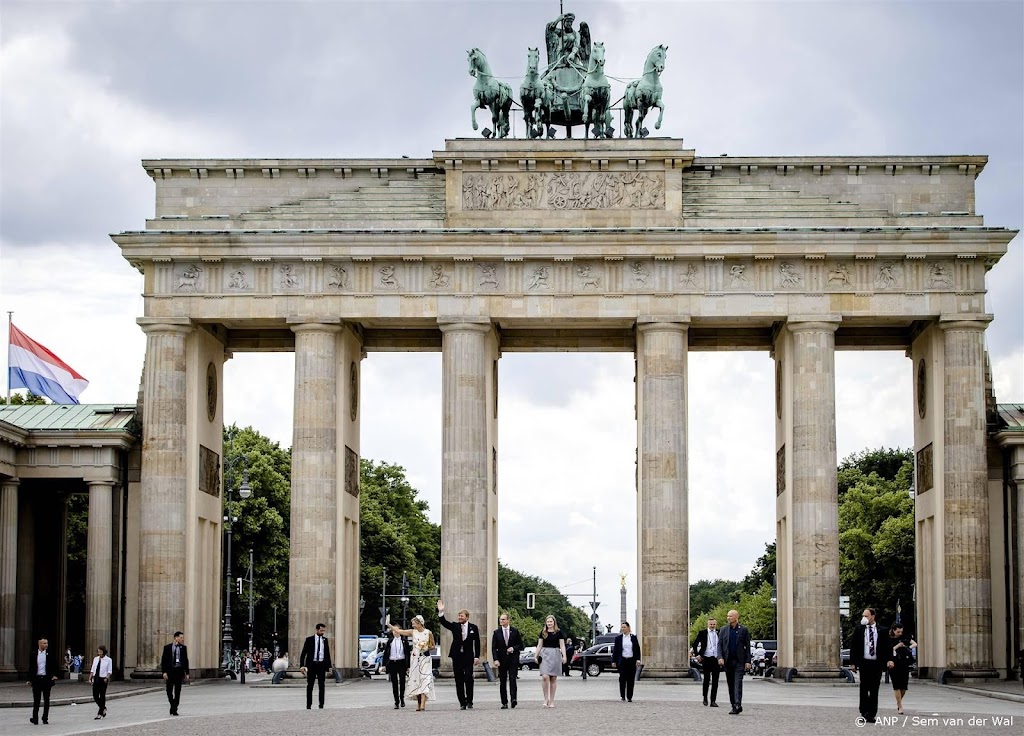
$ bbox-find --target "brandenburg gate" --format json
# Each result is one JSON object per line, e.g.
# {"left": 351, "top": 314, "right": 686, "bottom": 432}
{"left": 112, "top": 136, "right": 1016, "bottom": 681}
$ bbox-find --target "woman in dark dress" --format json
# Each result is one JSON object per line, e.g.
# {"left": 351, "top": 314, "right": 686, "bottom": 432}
{"left": 889, "top": 624, "right": 916, "bottom": 714}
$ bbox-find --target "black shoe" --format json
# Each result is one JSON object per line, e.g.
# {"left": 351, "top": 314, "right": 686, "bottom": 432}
{"left": 172, "top": 712, "right": 178, "bottom": 717}
{"left": 501, "top": 704, "right": 508, "bottom": 709}
{"left": 627, "top": 699, "right": 632, "bottom": 703}
{"left": 511, "top": 702, "right": 517, "bottom": 708}
{"left": 318, "top": 705, "right": 324, "bottom": 709}
{"left": 394, "top": 704, "right": 400, "bottom": 709}
{"left": 710, "top": 702, "right": 719, "bottom": 707}
{"left": 306, "top": 706, "right": 311, "bottom": 710}
{"left": 400, "top": 699, "right": 405, "bottom": 708}
{"left": 621, "top": 697, "right": 626, "bottom": 701}
{"left": 703, "top": 698, "right": 708, "bottom": 706}
{"left": 460, "top": 705, "right": 467, "bottom": 710}
{"left": 729, "top": 708, "right": 739, "bottom": 715}
{"left": 738, "top": 706, "right": 743, "bottom": 713}
{"left": 42, "top": 720, "right": 48, "bottom": 724}
{"left": 467, "top": 703, "right": 473, "bottom": 709}
{"left": 30, "top": 718, "right": 38, "bottom": 725}
{"left": 866, "top": 718, "right": 876, "bottom": 724}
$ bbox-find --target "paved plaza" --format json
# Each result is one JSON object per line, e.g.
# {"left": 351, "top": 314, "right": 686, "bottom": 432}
{"left": 0, "top": 674, "right": 1019, "bottom": 736}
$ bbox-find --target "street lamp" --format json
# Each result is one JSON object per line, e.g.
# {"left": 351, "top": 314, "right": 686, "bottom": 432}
{"left": 400, "top": 572, "right": 410, "bottom": 628}
{"left": 221, "top": 454, "right": 251, "bottom": 676}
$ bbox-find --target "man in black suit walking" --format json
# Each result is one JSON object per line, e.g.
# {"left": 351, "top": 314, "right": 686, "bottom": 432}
{"left": 160, "top": 631, "right": 190, "bottom": 716}
{"left": 382, "top": 627, "right": 411, "bottom": 709}
{"left": 437, "top": 599, "right": 480, "bottom": 709}
{"left": 716, "top": 609, "right": 751, "bottom": 714}
{"left": 28, "top": 637, "right": 59, "bottom": 725}
{"left": 299, "top": 623, "right": 333, "bottom": 709}
{"left": 850, "top": 607, "right": 894, "bottom": 724}
{"left": 612, "top": 622, "right": 642, "bottom": 702}
{"left": 692, "top": 616, "right": 721, "bottom": 707}
{"left": 491, "top": 613, "right": 523, "bottom": 709}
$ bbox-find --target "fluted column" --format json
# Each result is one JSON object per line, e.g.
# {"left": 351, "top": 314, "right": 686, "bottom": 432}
{"left": 289, "top": 321, "right": 341, "bottom": 655}
{"left": 637, "top": 320, "right": 689, "bottom": 676}
{"left": 939, "top": 318, "right": 993, "bottom": 671}
{"left": 86, "top": 481, "right": 115, "bottom": 651}
{"left": 1013, "top": 447, "right": 1024, "bottom": 655}
{"left": 439, "top": 320, "right": 491, "bottom": 654}
{"left": 788, "top": 319, "right": 840, "bottom": 674}
{"left": 137, "top": 318, "right": 191, "bottom": 671}
{"left": 0, "top": 480, "right": 18, "bottom": 674}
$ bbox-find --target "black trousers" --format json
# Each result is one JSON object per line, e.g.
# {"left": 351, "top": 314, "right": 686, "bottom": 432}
{"left": 451, "top": 654, "right": 475, "bottom": 706}
{"left": 498, "top": 659, "right": 517, "bottom": 705}
{"left": 31, "top": 676, "right": 53, "bottom": 722}
{"left": 306, "top": 663, "right": 327, "bottom": 708}
{"left": 618, "top": 657, "right": 638, "bottom": 700}
{"left": 724, "top": 661, "right": 745, "bottom": 708}
{"left": 165, "top": 671, "right": 184, "bottom": 712}
{"left": 858, "top": 661, "right": 884, "bottom": 720}
{"left": 92, "top": 679, "right": 108, "bottom": 714}
{"left": 701, "top": 656, "right": 720, "bottom": 703}
{"left": 387, "top": 664, "right": 407, "bottom": 704}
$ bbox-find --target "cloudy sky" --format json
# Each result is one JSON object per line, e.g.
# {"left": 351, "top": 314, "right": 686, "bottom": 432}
{"left": 2, "top": 0, "right": 1021, "bottom": 626}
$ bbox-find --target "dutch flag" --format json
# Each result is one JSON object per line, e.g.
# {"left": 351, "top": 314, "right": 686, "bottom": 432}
{"left": 7, "top": 323, "right": 89, "bottom": 404}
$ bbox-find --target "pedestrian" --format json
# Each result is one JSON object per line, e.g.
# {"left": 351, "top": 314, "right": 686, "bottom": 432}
{"left": 716, "top": 609, "right": 751, "bottom": 715}
{"left": 87, "top": 644, "right": 113, "bottom": 720}
{"left": 28, "top": 637, "right": 59, "bottom": 725}
{"left": 888, "top": 623, "right": 915, "bottom": 714}
{"left": 692, "top": 616, "right": 721, "bottom": 707}
{"left": 534, "top": 614, "right": 567, "bottom": 708}
{"left": 160, "top": 631, "right": 190, "bottom": 716}
{"left": 491, "top": 612, "right": 523, "bottom": 709}
{"left": 612, "top": 622, "right": 642, "bottom": 702}
{"left": 563, "top": 637, "right": 575, "bottom": 676}
{"left": 299, "top": 623, "right": 333, "bottom": 709}
{"left": 850, "top": 607, "right": 895, "bottom": 724}
{"left": 391, "top": 616, "right": 436, "bottom": 711}
{"left": 72, "top": 653, "right": 81, "bottom": 674}
{"left": 271, "top": 652, "right": 289, "bottom": 684}
{"left": 752, "top": 641, "right": 766, "bottom": 676}
{"left": 382, "top": 624, "right": 411, "bottom": 708}
{"left": 437, "top": 599, "right": 480, "bottom": 710}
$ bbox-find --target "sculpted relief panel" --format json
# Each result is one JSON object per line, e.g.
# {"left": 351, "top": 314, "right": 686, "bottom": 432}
{"left": 461, "top": 171, "right": 665, "bottom": 210}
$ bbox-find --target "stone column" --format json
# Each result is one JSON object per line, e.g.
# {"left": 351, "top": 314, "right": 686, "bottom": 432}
{"left": 137, "top": 318, "right": 191, "bottom": 672}
{"left": 1013, "top": 446, "right": 1024, "bottom": 656}
{"left": 15, "top": 488, "right": 34, "bottom": 669}
{"left": 288, "top": 321, "right": 341, "bottom": 655}
{"left": 0, "top": 479, "right": 18, "bottom": 675}
{"left": 86, "top": 481, "right": 115, "bottom": 651}
{"left": 636, "top": 320, "right": 689, "bottom": 676}
{"left": 788, "top": 319, "right": 840, "bottom": 674}
{"left": 439, "top": 320, "right": 491, "bottom": 655}
{"left": 939, "top": 318, "right": 993, "bottom": 672}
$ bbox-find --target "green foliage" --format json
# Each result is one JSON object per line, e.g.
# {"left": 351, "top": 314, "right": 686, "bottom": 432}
{"left": 690, "top": 579, "right": 742, "bottom": 617}
{"left": 690, "top": 582, "right": 775, "bottom": 643}
{"left": 504, "top": 608, "right": 541, "bottom": 645}
{"left": 837, "top": 448, "right": 915, "bottom": 641}
{"left": 498, "top": 563, "right": 592, "bottom": 646}
{"left": 223, "top": 425, "right": 292, "bottom": 650}
{"left": 740, "top": 542, "right": 776, "bottom": 595}
{"left": 0, "top": 391, "right": 47, "bottom": 404}
{"left": 359, "top": 459, "right": 441, "bottom": 635}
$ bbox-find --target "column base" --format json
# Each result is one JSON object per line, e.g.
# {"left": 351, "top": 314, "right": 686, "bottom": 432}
{"left": 932, "top": 667, "right": 999, "bottom": 684}
{"left": 774, "top": 667, "right": 856, "bottom": 683}
{"left": 639, "top": 667, "right": 694, "bottom": 679}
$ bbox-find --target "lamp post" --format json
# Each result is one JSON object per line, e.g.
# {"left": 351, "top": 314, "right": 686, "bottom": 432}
{"left": 247, "top": 547, "right": 255, "bottom": 651}
{"left": 220, "top": 454, "right": 251, "bottom": 676}
{"left": 359, "top": 595, "right": 366, "bottom": 635}
{"left": 400, "top": 572, "right": 410, "bottom": 628}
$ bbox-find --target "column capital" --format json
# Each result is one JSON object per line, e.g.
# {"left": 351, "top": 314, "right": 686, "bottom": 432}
{"left": 86, "top": 480, "right": 116, "bottom": 489}
{"left": 636, "top": 316, "right": 690, "bottom": 333}
{"left": 938, "top": 314, "right": 993, "bottom": 332}
{"left": 0, "top": 478, "right": 19, "bottom": 490}
{"left": 137, "top": 317, "right": 192, "bottom": 335}
{"left": 786, "top": 315, "right": 841, "bottom": 334}
{"left": 289, "top": 319, "right": 342, "bottom": 335}
{"left": 438, "top": 317, "right": 492, "bottom": 333}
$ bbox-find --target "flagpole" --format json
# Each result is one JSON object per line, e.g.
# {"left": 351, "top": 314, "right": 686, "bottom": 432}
{"left": 6, "top": 311, "right": 12, "bottom": 404}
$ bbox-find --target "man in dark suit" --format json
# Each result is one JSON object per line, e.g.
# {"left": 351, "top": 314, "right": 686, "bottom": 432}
{"left": 850, "top": 607, "right": 894, "bottom": 724}
{"left": 382, "top": 628, "right": 411, "bottom": 709}
{"left": 612, "top": 621, "right": 642, "bottom": 702}
{"left": 160, "top": 631, "right": 190, "bottom": 716}
{"left": 437, "top": 599, "right": 481, "bottom": 709}
{"left": 491, "top": 613, "right": 523, "bottom": 709}
{"left": 28, "top": 637, "right": 60, "bottom": 725}
{"left": 716, "top": 609, "right": 751, "bottom": 714}
{"left": 692, "top": 616, "right": 721, "bottom": 706}
{"left": 299, "top": 623, "right": 333, "bottom": 709}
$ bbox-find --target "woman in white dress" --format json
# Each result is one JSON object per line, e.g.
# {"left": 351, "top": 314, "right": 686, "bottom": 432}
{"left": 534, "top": 614, "right": 567, "bottom": 708}
{"left": 390, "top": 616, "right": 435, "bottom": 711}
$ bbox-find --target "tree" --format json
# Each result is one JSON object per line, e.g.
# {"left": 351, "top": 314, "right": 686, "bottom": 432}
{"left": 0, "top": 392, "right": 47, "bottom": 404}
{"left": 690, "top": 579, "right": 742, "bottom": 617}
{"left": 740, "top": 542, "right": 776, "bottom": 595}
{"left": 359, "top": 459, "right": 441, "bottom": 635}
{"left": 838, "top": 448, "right": 912, "bottom": 495}
{"left": 223, "top": 425, "right": 292, "bottom": 651}
{"left": 690, "top": 582, "right": 775, "bottom": 644}
{"left": 498, "top": 563, "right": 591, "bottom": 645}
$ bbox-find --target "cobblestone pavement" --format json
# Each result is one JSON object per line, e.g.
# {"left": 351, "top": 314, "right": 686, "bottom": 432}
{"left": 0, "top": 674, "right": 1018, "bottom": 736}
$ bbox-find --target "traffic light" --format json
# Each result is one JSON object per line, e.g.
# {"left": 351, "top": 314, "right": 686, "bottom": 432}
{"left": 237, "top": 577, "right": 243, "bottom": 594}
{"left": 526, "top": 593, "right": 536, "bottom": 610}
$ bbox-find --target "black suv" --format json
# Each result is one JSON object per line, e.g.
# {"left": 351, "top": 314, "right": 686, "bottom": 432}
{"left": 570, "top": 643, "right": 615, "bottom": 677}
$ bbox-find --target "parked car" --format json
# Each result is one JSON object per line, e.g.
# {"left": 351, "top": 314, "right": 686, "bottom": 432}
{"left": 571, "top": 643, "right": 615, "bottom": 677}
{"left": 841, "top": 648, "right": 851, "bottom": 667}
{"left": 519, "top": 646, "right": 539, "bottom": 670}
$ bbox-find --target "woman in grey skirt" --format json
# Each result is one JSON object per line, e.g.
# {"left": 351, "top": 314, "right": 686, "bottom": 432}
{"left": 534, "top": 615, "right": 567, "bottom": 708}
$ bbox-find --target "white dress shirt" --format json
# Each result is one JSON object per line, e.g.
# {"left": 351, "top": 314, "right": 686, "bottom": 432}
{"left": 706, "top": 629, "right": 719, "bottom": 658}
{"left": 621, "top": 634, "right": 634, "bottom": 658}
{"left": 315, "top": 635, "right": 324, "bottom": 662}
{"left": 389, "top": 636, "right": 404, "bottom": 661}
{"left": 36, "top": 651, "right": 47, "bottom": 676}
{"left": 503, "top": 626, "right": 510, "bottom": 645}
{"left": 863, "top": 624, "right": 877, "bottom": 660}
{"left": 90, "top": 655, "right": 113, "bottom": 679}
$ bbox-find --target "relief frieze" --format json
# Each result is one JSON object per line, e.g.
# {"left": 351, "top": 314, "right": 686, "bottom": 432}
{"left": 462, "top": 171, "right": 665, "bottom": 210}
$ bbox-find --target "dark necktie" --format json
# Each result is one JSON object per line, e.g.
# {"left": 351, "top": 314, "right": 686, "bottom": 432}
{"left": 868, "top": 626, "right": 875, "bottom": 657}
{"left": 316, "top": 637, "right": 321, "bottom": 661}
